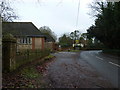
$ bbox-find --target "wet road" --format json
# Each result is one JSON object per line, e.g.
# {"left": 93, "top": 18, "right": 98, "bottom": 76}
{"left": 80, "top": 50, "right": 120, "bottom": 88}
{"left": 43, "top": 51, "right": 113, "bottom": 88}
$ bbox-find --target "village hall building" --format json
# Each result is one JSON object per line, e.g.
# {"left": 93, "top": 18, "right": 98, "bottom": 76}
{"left": 2, "top": 22, "right": 46, "bottom": 51}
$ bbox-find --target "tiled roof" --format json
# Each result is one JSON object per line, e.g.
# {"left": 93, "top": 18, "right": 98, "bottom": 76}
{"left": 2, "top": 22, "right": 45, "bottom": 37}
{"left": 44, "top": 33, "right": 55, "bottom": 42}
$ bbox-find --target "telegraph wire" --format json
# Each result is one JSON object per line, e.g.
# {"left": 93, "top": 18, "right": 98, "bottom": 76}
{"left": 76, "top": 0, "right": 80, "bottom": 29}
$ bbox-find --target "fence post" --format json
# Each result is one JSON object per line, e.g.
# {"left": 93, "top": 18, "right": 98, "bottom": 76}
{"left": 27, "top": 49, "right": 29, "bottom": 60}
{"left": 2, "top": 34, "right": 17, "bottom": 72}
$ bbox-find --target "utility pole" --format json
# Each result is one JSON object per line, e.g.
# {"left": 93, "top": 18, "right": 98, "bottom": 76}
{"left": 0, "top": 16, "right": 2, "bottom": 90}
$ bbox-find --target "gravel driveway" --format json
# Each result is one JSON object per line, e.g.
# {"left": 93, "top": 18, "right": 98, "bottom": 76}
{"left": 43, "top": 52, "right": 113, "bottom": 88}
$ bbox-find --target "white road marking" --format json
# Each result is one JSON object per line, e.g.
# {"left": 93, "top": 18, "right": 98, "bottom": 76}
{"left": 109, "top": 62, "right": 120, "bottom": 68}
{"left": 96, "top": 56, "right": 104, "bottom": 60}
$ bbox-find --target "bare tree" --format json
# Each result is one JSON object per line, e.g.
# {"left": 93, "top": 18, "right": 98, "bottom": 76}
{"left": 0, "top": 0, "right": 18, "bottom": 22}
{"left": 88, "top": 0, "right": 106, "bottom": 18}
{"left": 39, "top": 26, "right": 57, "bottom": 41}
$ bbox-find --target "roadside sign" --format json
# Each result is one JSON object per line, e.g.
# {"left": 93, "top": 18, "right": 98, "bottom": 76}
{"left": 75, "top": 40, "right": 79, "bottom": 44}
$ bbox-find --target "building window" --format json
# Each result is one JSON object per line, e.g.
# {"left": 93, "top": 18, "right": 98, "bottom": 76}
{"left": 29, "top": 38, "right": 31, "bottom": 44}
{"left": 19, "top": 38, "right": 21, "bottom": 43}
{"left": 19, "top": 37, "right": 32, "bottom": 44}
{"left": 22, "top": 38, "right": 25, "bottom": 43}
{"left": 25, "top": 38, "right": 27, "bottom": 44}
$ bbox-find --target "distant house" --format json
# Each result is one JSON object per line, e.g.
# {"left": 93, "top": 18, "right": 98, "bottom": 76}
{"left": 44, "top": 34, "right": 56, "bottom": 51}
{"left": 2, "top": 22, "right": 45, "bottom": 51}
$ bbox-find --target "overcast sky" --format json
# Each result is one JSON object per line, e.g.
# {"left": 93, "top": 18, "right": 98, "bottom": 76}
{"left": 11, "top": 0, "right": 95, "bottom": 37}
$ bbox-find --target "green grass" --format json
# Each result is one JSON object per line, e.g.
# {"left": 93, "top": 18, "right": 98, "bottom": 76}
{"left": 68, "top": 50, "right": 80, "bottom": 52}
{"left": 44, "top": 55, "right": 55, "bottom": 60}
{"left": 59, "top": 49, "right": 80, "bottom": 52}
{"left": 27, "top": 84, "right": 35, "bottom": 88}
{"left": 21, "top": 67, "right": 40, "bottom": 79}
{"left": 20, "top": 54, "right": 55, "bottom": 79}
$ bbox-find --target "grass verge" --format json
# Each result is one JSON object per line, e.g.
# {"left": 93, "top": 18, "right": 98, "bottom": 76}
{"left": 69, "top": 50, "right": 80, "bottom": 52}
{"left": 3, "top": 54, "right": 55, "bottom": 88}
{"left": 21, "top": 67, "right": 40, "bottom": 79}
{"left": 102, "top": 49, "right": 120, "bottom": 57}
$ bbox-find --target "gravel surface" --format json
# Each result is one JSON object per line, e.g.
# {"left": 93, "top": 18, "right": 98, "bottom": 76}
{"left": 43, "top": 52, "right": 113, "bottom": 88}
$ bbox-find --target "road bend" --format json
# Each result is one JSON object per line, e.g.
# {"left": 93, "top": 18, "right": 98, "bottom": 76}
{"left": 80, "top": 50, "right": 120, "bottom": 88}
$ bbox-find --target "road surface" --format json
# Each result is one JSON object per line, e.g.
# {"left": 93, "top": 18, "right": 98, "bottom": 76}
{"left": 80, "top": 50, "right": 120, "bottom": 88}
{"left": 43, "top": 51, "right": 113, "bottom": 88}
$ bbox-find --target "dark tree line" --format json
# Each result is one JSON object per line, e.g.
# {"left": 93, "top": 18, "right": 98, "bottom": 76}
{"left": 87, "top": 2, "right": 120, "bottom": 49}
{"left": 59, "top": 34, "right": 73, "bottom": 48}
{"left": 59, "top": 30, "right": 80, "bottom": 48}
